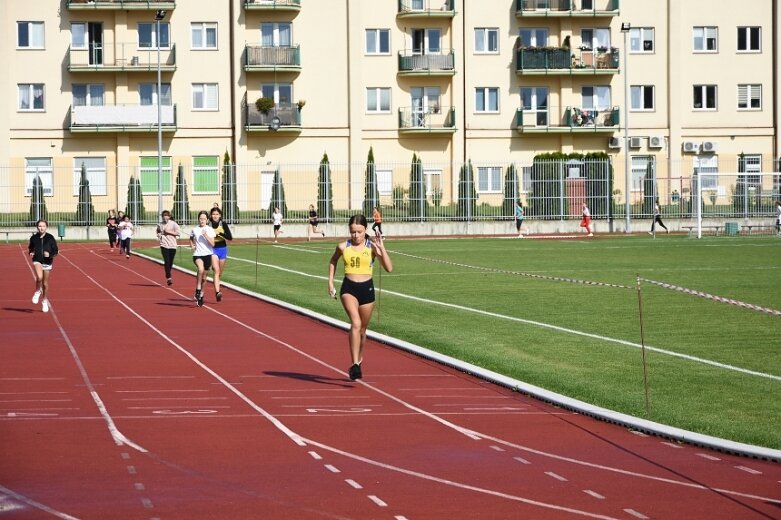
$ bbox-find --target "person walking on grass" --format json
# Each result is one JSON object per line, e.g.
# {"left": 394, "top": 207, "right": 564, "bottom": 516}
{"left": 29, "top": 219, "right": 58, "bottom": 314}
{"left": 514, "top": 200, "right": 525, "bottom": 238}
{"left": 327, "top": 214, "right": 393, "bottom": 381}
{"left": 209, "top": 207, "right": 232, "bottom": 302}
{"left": 649, "top": 199, "right": 669, "bottom": 235}
{"left": 117, "top": 214, "right": 134, "bottom": 258}
{"left": 308, "top": 204, "right": 326, "bottom": 241}
{"left": 156, "top": 210, "right": 181, "bottom": 286}
{"left": 272, "top": 206, "right": 284, "bottom": 243}
{"left": 190, "top": 211, "right": 216, "bottom": 308}
{"left": 580, "top": 202, "right": 593, "bottom": 237}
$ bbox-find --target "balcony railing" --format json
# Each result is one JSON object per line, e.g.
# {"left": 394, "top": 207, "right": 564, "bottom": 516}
{"left": 244, "top": 0, "right": 301, "bottom": 10}
{"left": 516, "top": 46, "right": 619, "bottom": 74}
{"left": 515, "top": 0, "right": 618, "bottom": 16}
{"left": 68, "top": 43, "right": 176, "bottom": 72}
{"left": 244, "top": 45, "right": 301, "bottom": 71}
{"left": 398, "top": 50, "right": 455, "bottom": 75}
{"left": 515, "top": 105, "right": 619, "bottom": 133}
{"left": 70, "top": 104, "right": 177, "bottom": 132}
{"left": 397, "top": 0, "right": 456, "bottom": 17}
{"left": 245, "top": 105, "right": 302, "bottom": 131}
{"left": 398, "top": 106, "right": 456, "bottom": 132}
{"left": 67, "top": 0, "right": 176, "bottom": 9}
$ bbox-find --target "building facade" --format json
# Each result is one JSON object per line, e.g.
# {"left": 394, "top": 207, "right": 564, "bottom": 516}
{"left": 2, "top": 0, "right": 779, "bottom": 226}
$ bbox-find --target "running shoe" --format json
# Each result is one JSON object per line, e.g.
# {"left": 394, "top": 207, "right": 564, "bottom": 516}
{"left": 41, "top": 299, "right": 49, "bottom": 313}
{"left": 166, "top": 278, "right": 173, "bottom": 286}
{"left": 196, "top": 295, "right": 204, "bottom": 307}
{"left": 32, "top": 290, "right": 42, "bottom": 304}
{"left": 216, "top": 291, "right": 223, "bottom": 302}
{"left": 195, "top": 289, "right": 201, "bottom": 301}
{"left": 348, "top": 364, "right": 362, "bottom": 381}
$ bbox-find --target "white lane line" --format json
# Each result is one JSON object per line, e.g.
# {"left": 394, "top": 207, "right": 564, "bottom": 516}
{"left": 0, "top": 391, "right": 69, "bottom": 395}
{"left": 624, "top": 509, "right": 649, "bottom": 519}
{"left": 661, "top": 441, "right": 683, "bottom": 449}
{"left": 696, "top": 453, "right": 721, "bottom": 461}
{"left": 489, "top": 445, "right": 505, "bottom": 452}
{"left": 141, "top": 498, "right": 154, "bottom": 509}
{"left": 134, "top": 483, "right": 145, "bottom": 491}
{"left": 0, "top": 485, "right": 79, "bottom": 520}
{"left": 546, "top": 471, "right": 568, "bottom": 482}
{"left": 0, "top": 399, "right": 71, "bottom": 403}
{"left": 629, "top": 431, "right": 648, "bottom": 437}
{"left": 324, "top": 464, "right": 341, "bottom": 473}
{"left": 368, "top": 495, "right": 387, "bottom": 507}
{"left": 583, "top": 490, "right": 605, "bottom": 500}
{"left": 345, "top": 479, "right": 362, "bottom": 489}
{"left": 415, "top": 395, "right": 511, "bottom": 399}
{"left": 116, "top": 389, "right": 209, "bottom": 393}
{"left": 126, "top": 466, "right": 137, "bottom": 475}
{"left": 514, "top": 456, "right": 531, "bottom": 465}
{"left": 395, "top": 516, "right": 409, "bottom": 520}
{"left": 735, "top": 466, "right": 762, "bottom": 475}
{"left": 308, "top": 451, "right": 322, "bottom": 460}
{"left": 121, "top": 397, "right": 228, "bottom": 401}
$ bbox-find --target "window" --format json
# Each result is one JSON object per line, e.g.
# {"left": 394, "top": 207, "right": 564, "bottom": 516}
{"left": 629, "top": 27, "right": 654, "bottom": 53}
{"left": 365, "top": 29, "right": 390, "bottom": 55}
{"left": 73, "top": 157, "right": 107, "bottom": 196}
{"left": 693, "top": 26, "right": 717, "bottom": 52}
{"left": 581, "top": 86, "right": 611, "bottom": 110}
{"left": 193, "top": 156, "right": 219, "bottom": 193}
{"left": 72, "top": 84, "right": 104, "bottom": 107}
{"left": 192, "top": 84, "right": 218, "bottom": 110}
{"left": 693, "top": 85, "right": 717, "bottom": 110}
{"left": 377, "top": 169, "right": 392, "bottom": 196}
{"left": 741, "top": 154, "right": 762, "bottom": 186}
{"left": 475, "top": 28, "right": 498, "bottom": 53}
{"left": 261, "top": 83, "right": 292, "bottom": 106}
{"left": 140, "top": 156, "right": 172, "bottom": 195}
{"left": 366, "top": 88, "right": 391, "bottom": 113}
{"left": 475, "top": 87, "right": 498, "bottom": 113}
{"left": 261, "top": 23, "right": 291, "bottom": 47}
{"left": 630, "top": 156, "right": 654, "bottom": 192}
{"left": 737, "top": 84, "right": 761, "bottom": 110}
{"left": 424, "top": 169, "right": 441, "bottom": 197}
{"left": 477, "top": 167, "right": 502, "bottom": 193}
{"left": 17, "top": 21, "right": 44, "bottom": 48}
{"left": 138, "top": 22, "right": 170, "bottom": 49}
{"left": 737, "top": 27, "right": 760, "bottom": 52}
{"left": 18, "top": 84, "right": 44, "bottom": 111}
{"left": 520, "top": 87, "right": 548, "bottom": 126}
{"left": 191, "top": 22, "right": 217, "bottom": 49}
{"left": 25, "top": 158, "right": 53, "bottom": 196}
{"left": 520, "top": 166, "right": 532, "bottom": 193}
{"left": 630, "top": 85, "right": 654, "bottom": 111}
{"left": 411, "top": 28, "right": 440, "bottom": 54}
{"left": 139, "top": 83, "right": 172, "bottom": 106}
{"left": 580, "top": 28, "right": 611, "bottom": 50}
{"left": 71, "top": 23, "right": 88, "bottom": 48}
{"left": 519, "top": 28, "right": 548, "bottom": 48}
{"left": 694, "top": 155, "right": 718, "bottom": 189}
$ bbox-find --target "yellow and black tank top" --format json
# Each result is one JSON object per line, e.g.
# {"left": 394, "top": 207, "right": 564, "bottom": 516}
{"left": 342, "top": 240, "right": 373, "bottom": 275}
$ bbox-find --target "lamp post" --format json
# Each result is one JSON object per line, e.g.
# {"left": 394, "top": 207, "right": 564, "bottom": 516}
{"left": 621, "top": 22, "right": 631, "bottom": 233}
{"left": 155, "top": 9, "right": 166, "bottom": 221}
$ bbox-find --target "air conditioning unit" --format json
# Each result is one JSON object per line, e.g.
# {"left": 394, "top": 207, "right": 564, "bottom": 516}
{"left": 629, "top": 137, "right": 643, "bottom": 148}
{"left": 608, "top": 137, "right": 622, "bottom": 149}
{"left": 682, "top": 141, "right": 700, "bottom": 153}
{"left": 648, "top": 136, "right": 664, "bottom": 149}
{"left": 701, "top": 141, "right": 719, "bottom": 153}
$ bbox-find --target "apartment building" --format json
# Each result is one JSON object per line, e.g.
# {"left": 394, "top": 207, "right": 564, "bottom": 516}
{"left": 2, "top": 0, "right": 779, "bottom": 222}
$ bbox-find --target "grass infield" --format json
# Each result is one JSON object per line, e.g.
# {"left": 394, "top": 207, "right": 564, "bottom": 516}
{"left": 140, "top": 233, "right": 781, "bottom": 450}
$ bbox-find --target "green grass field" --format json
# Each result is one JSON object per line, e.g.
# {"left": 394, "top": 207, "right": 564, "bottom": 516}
{"left": 139, "top": 234, "right": 781, "bottom": 449}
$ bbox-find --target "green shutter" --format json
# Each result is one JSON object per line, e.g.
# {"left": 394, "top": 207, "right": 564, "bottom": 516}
{"left": 193, "top": 156, "right": 219, "bottom": 193}
{"left": 140, "top": 157, "right": 172, "bottom": 194}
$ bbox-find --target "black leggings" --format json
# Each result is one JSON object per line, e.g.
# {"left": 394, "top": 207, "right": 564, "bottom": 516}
{"left": 121, "top": 238, "right": 132, "bottom": 254}
{"left": 108, "top": 229, "right": 117, "bottom": 247}
{"left": 160, "top": 247, "right": 177, "bottom": 278}
{"left": 651, "top": 216, "right": 668, "bottom": 232}
{"left": 372, "top": 222, "right": 383, "bottom": 235}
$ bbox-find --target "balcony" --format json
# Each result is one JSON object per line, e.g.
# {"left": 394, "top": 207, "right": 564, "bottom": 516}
{"left": 245, "top": 105, "right": 302, "bottom": 132}
{"left": 68, "top": 44, "right": 176, "bottom": 72}
{"left": 67, "top": 0, "right": 176, "bottom": 9}
{"left": 516, "top": 46, "right": 619, "bottom": 75}
{"left": 397, "top": 0, "right": 456, "bottom": 18}
{"left": 69, "top": 104, "right": 177, "bottom": 133}
{"left": 244, "top": 45, "right": 301, "bottom": 72}
{"left": 516, "top": 0, "right": 618, "bottom": 17}
{"left": 244, "top": 0, "right": 301, "bottom": 11}
{"left": 514, "top": 105, "right": 619, "bottom": 133}
{"left": 398, "top": 106, "right": 456, "bottom": 133}
{"left": 398, "top": 50, "right": 455, "bottom": 76}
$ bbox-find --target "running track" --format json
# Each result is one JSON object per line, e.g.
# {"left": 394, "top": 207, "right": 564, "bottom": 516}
{"left": 1, "top": 242, "right": 780, "bottom": 519}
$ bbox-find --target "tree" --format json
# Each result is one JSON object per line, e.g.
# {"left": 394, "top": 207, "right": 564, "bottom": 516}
{"left": 362, "top": 147, "right": 380, "bottom": 216}
{"left": 583, "top": 152, "right": 612, "bottom": 219}
{"left": 503, "top": 163, "right": 520, "bottom": 218}
{"left": 172, "top": 163, "right": 190, "bottom": 225}
{"left": 408, "top": 153, "right": 427, "bottom": 220}
{"left": 125, "top": 176, "right": 146, "bottom": 222}
{"left": 528, "top": 153, "right": 564, "bottom": 219}
{"left": 221, "top": 150, "right": 239, "bottom": 223}
{"left": 267, "top": 168, "right": 288, "bottom": 219}
{"left": 317, "top": 152, "right": 334, "bottom": 221}
{"left": 457, "top": 160, "right": 477, "bottom": 220}
{"left": 28, "top": 175, "right": 48, "bottom": 224}
{"left": 642, "top": 158, "right": 656, "bottom": 215}
{"left": 75, "top": 162, "right": 95, "bottom": 226}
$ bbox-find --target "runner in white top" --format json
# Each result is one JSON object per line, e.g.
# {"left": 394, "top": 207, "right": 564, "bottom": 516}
{"left": 190, "top": 210, "right": 216, "bottom": 307}
{"left": 272, "top": 207, "right": 283, "bottom": 243}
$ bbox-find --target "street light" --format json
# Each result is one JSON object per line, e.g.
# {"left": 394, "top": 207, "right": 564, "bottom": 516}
{"left": 621, "top": 22, "right": 631, "bottom": 233}
{"left": 155, "top": 9, "right": 166, "bottom": 221}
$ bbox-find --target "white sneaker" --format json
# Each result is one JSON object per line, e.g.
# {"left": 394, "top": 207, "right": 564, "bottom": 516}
{"left": 587, "top": 233, "right": 593, "bottom": 237}
{"left": 648, "top": 231, "right": 653, "bottom": 235}
{"left": 41, "top": 299, "right": 49, "bottom": 313}
{"left": 32, "top": 290, "right": 42, "bottom": 304}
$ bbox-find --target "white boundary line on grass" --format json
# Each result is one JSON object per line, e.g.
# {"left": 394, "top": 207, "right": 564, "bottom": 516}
{"left": 135, "top": 251, "right": 781, "bottom": 462}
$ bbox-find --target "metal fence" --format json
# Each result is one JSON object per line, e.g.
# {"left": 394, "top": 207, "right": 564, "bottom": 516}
{"left": 5, "top": 158, "right": 780, "bottom": 228}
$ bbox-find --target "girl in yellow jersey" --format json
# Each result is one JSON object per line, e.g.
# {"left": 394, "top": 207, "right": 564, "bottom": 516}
{"left": 328, "top": 214, "right": 393, "bottom": 380}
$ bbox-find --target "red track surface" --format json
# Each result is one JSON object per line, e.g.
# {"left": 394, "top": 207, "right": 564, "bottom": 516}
{"left": 2, "top": 242, "right": 780, "bottom": 519}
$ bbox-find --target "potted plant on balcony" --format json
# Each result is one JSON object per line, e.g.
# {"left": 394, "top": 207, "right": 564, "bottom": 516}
{"left": 255, "top": 97, "right": 275, "bottom": 115}
{"left": 296, "top": 99, "right": 306, "bottom": 111}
